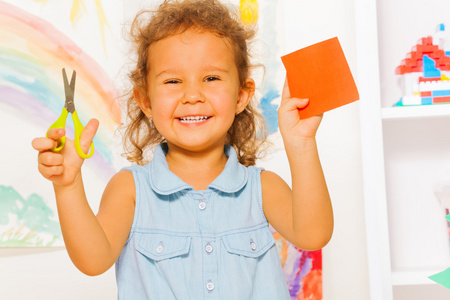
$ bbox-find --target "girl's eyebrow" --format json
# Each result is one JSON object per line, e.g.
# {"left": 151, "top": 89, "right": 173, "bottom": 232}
{"left": 155, "top": 66, "right": 230, "bottom": 79}
{"left": 201, "top": 65, "right": 231, "bottom": 74}
{"left": 155, "top": 69, "right": 181, "bottom": 79}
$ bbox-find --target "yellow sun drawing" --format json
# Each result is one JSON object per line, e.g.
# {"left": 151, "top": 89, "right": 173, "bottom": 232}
{"left": 33, "top": 0, "right": 111, "bottom": 55}
{"left": 240, "top": 0, "right": 259, "bottom": 26}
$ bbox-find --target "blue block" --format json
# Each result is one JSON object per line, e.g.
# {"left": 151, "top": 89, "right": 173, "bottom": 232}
{"left": 433, "top": 90, "right": 450, "bottom": 97}
{"left": 422, "top": 97, "right": 433, "bottom": 105}
{"left": 423, "top": 55, "right": 441, "bottom": 78}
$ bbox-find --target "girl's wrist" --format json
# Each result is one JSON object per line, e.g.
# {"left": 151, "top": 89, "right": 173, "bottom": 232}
{"left": 53, "top": 173, "right": 84, "bottom": 194}
{"left": 282, "top": 135, "right": 317, "bottom": 150}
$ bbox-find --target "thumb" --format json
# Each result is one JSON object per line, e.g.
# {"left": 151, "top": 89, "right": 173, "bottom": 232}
{"left": 281, "top": 77, "right": 291, "bottom": 103}
{"left": 79, "top": 118, "right": 99, "bottom": 154}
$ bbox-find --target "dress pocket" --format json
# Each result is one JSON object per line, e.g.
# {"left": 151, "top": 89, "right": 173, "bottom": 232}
{"left": 222, "top": 226, "right": 275, "bottom": 258}
{"left": 136, "top": 233, "right": 191, "bottom": 261}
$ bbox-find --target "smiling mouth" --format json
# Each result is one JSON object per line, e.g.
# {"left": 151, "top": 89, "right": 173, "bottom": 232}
{"left": 178, "top": 116, "right": 211, "bottom": 123}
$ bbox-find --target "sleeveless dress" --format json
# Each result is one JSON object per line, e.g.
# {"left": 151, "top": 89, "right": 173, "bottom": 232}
{"left": 116, "top": 143, "right": 290, "bottom": 299}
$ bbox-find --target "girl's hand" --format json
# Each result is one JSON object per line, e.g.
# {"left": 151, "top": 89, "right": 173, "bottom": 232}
{"left": 31, "top": 119, "right": 99, "bottom": 187}
{"left": 278, "top": 78, "right": 323, "bottom": 141}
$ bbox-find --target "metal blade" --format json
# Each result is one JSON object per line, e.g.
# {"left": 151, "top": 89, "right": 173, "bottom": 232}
{"left": 62, "top": 68, "right": 76, "bottom": 113}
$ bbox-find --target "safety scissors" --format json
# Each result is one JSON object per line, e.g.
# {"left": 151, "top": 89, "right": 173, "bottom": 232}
{"left": 47, "top": 68, "right": 94, "bottom": 159}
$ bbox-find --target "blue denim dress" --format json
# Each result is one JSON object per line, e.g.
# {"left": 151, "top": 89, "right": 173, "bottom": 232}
{"left": 116, "top": 144, "right": 290, "bottom": 299}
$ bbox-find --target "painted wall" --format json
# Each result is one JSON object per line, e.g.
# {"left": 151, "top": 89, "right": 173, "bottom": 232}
{"left": 0, "top": 0, "right": 369, "bottom": 299}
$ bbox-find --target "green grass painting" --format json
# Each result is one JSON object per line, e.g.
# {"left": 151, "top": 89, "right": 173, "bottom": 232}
{"left": 0, "top": 185, "right": 62, "bottom": 247}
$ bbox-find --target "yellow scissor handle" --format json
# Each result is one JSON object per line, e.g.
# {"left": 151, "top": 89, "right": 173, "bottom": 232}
{"left": 72, "top": 110, "right": 95, "bottom": 159}
{"left": 47, "top": 107, "right": 68, "bottom": 152}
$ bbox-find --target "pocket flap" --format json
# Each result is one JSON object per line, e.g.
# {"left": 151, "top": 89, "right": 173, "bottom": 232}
{"left": 136, "top": 233, "right": 191, "bottom": 261}
{"left": 222, "top": 227, "right": 275, "bottom": 258}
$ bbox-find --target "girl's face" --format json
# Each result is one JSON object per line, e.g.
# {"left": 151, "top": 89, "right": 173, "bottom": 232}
{"left": 135, "top": 29, "right": 254, "bottom": 154}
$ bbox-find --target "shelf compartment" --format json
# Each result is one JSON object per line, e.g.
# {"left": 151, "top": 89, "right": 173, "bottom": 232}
{"left": 392, "top": 270, "right": 443, "bottom": 286}
{"left": 381, "top": 104, "right": 450, "bottom": 120}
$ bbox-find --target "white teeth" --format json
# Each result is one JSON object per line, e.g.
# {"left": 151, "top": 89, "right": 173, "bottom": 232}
{"left": 179, "top": 116, "right": 209, "bottom": 123}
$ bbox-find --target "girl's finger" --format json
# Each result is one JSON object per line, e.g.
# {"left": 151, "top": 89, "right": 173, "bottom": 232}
{"left": 32, "top": 137, "right": 58, "bottom": 151}
{"left": 280, "top": 97, "right": 309, "bottom": 112}
{"left": 38, "top": 163, "right": 64, "bottom": 179}
{"left": 79, "top": 119, "right": 99, "bottom": 152}
{"left": 281, "top": 77, "right": 291, "bottom": 103}
{"left": 46, "top": 128, "right": 66, "bottom": 141}
{"left": 38, "top": 152, "right": 64, "bottom": 166}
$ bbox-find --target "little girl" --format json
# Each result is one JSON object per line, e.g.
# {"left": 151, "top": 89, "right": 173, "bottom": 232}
{"left": 32, "top": 0, "right": 333, "bottom": 298}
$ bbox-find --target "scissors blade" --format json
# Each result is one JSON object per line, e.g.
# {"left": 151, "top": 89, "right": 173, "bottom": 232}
{"left": 62, "top": 68, "right": 76, "bottom": 113}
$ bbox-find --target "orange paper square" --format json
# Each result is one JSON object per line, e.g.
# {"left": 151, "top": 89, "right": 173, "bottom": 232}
{"left": 281, "top": 37, "right": 359, "bottom": 119}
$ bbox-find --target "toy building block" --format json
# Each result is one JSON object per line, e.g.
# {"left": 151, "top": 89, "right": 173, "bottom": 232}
{"left": 433, "top": 90, "right": 450, "bottom": 97}
{"left": 422, "top": 97, "right": 433, "bottom": 105}
{"left": 423, "top": 55, "right": 441, "bottom": 78}
{"left": 401, "top": 95, "right": 421, "bottom": 105}
{"left": 419, "top": 77, "right": 441, "bottom": 82}
{"left": 434, "top": 23, "right": 446, "bottom": 48}
{"left": 395, "top": 25, "right": 450, "bottom": 106}
{"left": 396, "top": 36, "right": 450, "bottom": 75}
{"left": 434, "top": 97, "right": 450, "bottom": 103}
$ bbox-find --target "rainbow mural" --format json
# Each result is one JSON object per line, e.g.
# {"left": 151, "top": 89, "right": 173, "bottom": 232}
{"left": 0, "top": 0, "right": 121, "bottom": 177}
{"left": 0, "top": 1, "right": 121, "bottom": 246}
{"left": 0, "top": 1, "right": 322, "bottom": 297}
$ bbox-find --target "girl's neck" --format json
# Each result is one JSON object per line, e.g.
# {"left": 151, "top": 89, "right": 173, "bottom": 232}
{"left": 165, "top": 143, "right": 228, "bottom": 191}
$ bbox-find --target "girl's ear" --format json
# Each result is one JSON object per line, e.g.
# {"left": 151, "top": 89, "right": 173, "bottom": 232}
{"left": 133, "top": 87, "right": 152, "bottom": 117}
{"left": 236, "top": 78, "right": 255, "bottom": 114}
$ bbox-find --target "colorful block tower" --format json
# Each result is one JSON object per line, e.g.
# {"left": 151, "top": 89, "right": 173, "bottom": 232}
{"left": 395, "top": 24, "right": 450, "bottom": 106}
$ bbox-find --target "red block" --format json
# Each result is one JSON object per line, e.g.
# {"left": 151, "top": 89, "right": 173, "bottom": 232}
{"left": 433, "top": 96, "right": 450, "bottom": 103}
{"left": 419, "top": 77, "right": 441, "bottom": 83}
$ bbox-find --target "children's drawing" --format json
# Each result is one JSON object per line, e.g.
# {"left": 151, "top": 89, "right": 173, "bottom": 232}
{"left": 0, "top": 185, "right": 61, "bottom": 247}
{"left": 272, "top": 228, "right": 322, "bottom": 299}
{"left": 1, "top": 1, "right": 323, "bottom": 297}
{"left": 245, "top": 1, "right": 323, "bottom": 298}
{"left": 0, "top": 1, "right": 120, "bottom": 247}
{"left": 33, "top": 0, "right": 112, "bottom": 55}
{"left": 395, "top": 24, "right": 450, "bottom": 106}
{"left": 254, "top": 0, "right": 283, "bottom": 135}
{"left": 240, "top": 0, "right": 258, "bottom": 26}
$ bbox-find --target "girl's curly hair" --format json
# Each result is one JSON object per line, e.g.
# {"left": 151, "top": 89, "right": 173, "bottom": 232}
{"left": 122, "top": 0, "right": 268, "bottom": 166}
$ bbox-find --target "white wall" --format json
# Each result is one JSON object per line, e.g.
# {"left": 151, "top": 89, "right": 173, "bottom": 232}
{"left": 281, "top": 0, "right": 369, "bottom": 299}
{"left": 0, "top": 0, "right": 370, "bottom": 299}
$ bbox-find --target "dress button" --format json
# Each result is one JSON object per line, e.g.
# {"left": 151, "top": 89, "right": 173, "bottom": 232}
{"left": 205, "top": 243, "right": 213, "bottom": 254}
{"left": 156, "top": 242, "right": 164, "bottom": 254}
{"left": 199, "top": 201, "right": 206, "bottom": 210}
{"left": 206, "top": 281, "right": 215, "bottom": 291}
{"left": 250, "top": 240, "right": 257, "bottom": 251}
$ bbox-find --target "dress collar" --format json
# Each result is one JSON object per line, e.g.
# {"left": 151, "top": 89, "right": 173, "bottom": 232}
{"left": 148, "top": 143, "right": 248, "bottom": 195}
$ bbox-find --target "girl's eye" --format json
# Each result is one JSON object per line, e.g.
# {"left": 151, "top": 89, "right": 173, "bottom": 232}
{"left": 164, "top": 79, "right": 181, "bottom": 84}
{"left": 205, "top": 76, "right": 220, "bottom": 82}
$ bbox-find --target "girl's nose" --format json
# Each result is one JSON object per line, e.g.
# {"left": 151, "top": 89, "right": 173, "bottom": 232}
{"left": 181, "top": 84, "right": 206, "bottom": 104}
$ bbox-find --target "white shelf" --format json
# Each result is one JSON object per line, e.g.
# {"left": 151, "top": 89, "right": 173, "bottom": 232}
{"left": 359, "top": 0, "right": 450, "bottom": 298}
{"left": 391, "top": 270, "right": 443, "bottom": 286}
{"left": 381, "top": 104, "right": 450, "bottom": 120}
